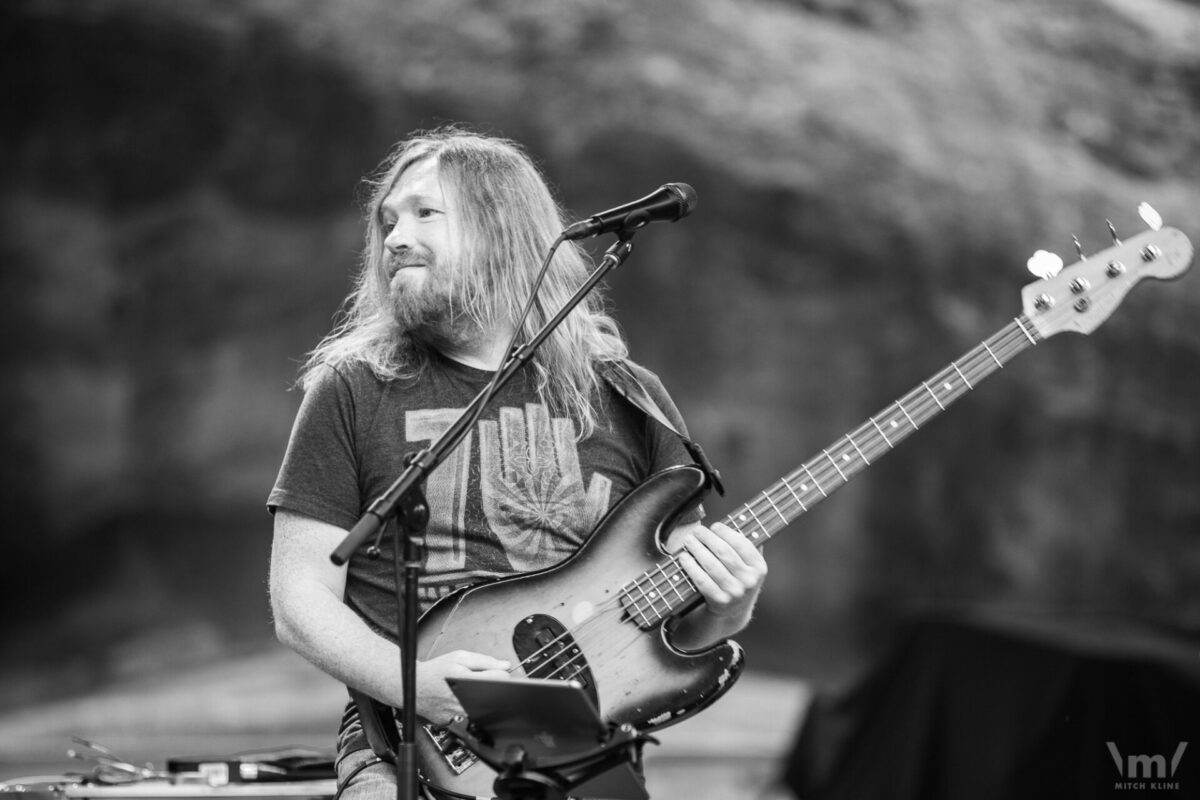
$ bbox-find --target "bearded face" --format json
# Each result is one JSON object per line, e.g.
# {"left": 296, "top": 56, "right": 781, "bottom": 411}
{"left": 378, "top": 158, "right": 479, "bottom": 350}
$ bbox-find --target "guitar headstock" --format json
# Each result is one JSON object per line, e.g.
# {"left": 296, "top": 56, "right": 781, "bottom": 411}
{"left": 1022, "top": 223, "right": 1193, "bottom": 338}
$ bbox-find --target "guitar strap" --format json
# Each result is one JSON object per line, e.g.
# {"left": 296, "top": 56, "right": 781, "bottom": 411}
{"left": 600, "top": 359, "right": 725, "bottom": 496}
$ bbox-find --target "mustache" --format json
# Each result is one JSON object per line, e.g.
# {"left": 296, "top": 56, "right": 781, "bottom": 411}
{"left": 385, "top": 250, "right": 434, "bottom": 274}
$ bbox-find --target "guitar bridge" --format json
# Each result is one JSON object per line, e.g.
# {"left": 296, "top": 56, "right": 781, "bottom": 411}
{"left": 513, "top": 614, "right": 599, "bottom": 706}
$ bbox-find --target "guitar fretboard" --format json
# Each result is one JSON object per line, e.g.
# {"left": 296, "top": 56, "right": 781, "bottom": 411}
{"left": 620, "top": 315, "right": 1043, "bottom": 629}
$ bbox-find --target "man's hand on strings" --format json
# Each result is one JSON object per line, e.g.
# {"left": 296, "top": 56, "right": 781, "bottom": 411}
{"left": 667, "top": 520, "right": 767, "bottom": 629}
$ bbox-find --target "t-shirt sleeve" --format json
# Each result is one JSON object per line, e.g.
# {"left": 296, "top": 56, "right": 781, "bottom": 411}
{"left": 623, "top": 362, "right": 708, "bottom": 523}
{"left": 266, "top": 365, "right": 363, "bottom": 531}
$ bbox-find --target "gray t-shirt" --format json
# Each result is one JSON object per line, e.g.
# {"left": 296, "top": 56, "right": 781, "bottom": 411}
{"left": 267, "top": 352, "right": 701, "bottom": 755}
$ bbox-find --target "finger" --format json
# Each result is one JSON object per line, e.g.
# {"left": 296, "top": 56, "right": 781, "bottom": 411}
{"left": 709, "top": 522, "right": 768, "bottom": 566}
{"left": 690, "top": 526, "right": 742, "bottom": 567}
{"left": 663, "top": 522, "right": 696, "bottom": 554}
{"left": 451, "top": 650, "right": 512, "bottom": 671}
{"left": 677, "top": 550, "right": 733, "bottom": 607}
{"left": 684, "top": 533, "right": 761, "bottom": 604}
{"left": 427, "top": 699, "right": 466, "bottom": 726}
{"left": 693, "top": 525, "right": 767, "bottom": 581}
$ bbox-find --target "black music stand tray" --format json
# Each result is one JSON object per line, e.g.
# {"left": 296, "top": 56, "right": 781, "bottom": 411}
{"left": 443, "top": 676, "right": 652, "bottom": 800}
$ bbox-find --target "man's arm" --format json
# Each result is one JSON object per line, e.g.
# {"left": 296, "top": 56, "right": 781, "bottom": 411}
{"left": 664, "top": 520, "right": 768, "bottom": 649}
{"left": 269, "top": 509, "right": 509, "bottom": 724}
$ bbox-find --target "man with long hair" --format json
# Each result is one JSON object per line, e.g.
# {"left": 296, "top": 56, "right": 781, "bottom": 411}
{"left": 267, "top": 128, "right": 766, "bottom": 797}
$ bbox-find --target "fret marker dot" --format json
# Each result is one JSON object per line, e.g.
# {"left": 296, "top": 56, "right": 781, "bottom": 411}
{"left": 738, "top": 514, "right": 747, "bottom": 523}
{"left": 648, "top": 591, "right": 657, "bottom": 598}
{"left": 890, "top": 420, "right": 899, "bottom": 428}
{"left": 842, "top": 453, "right": 851, "bottom": 462}
{"left": 750, "top": 531, "right": 760, "bottom": 539}
{"left": 800, "top": 484, "right": 808, "bottom": 490}
{"left": 943, "top": 381, "right": 953, "bottom": 391}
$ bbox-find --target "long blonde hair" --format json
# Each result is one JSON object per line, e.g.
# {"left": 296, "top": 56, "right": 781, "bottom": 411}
{"left": 300, "top": 128, "right": 628, "bottom": 438}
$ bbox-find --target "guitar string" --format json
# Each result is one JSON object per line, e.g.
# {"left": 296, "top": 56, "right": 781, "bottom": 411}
{"left": 490, "top": 509, "right": 731, "bottom": 677}
{"left": 501, "top": 311, "right": 1054, "bottom": 675}
{"left": 501, "top": 535, "right": 734, "bottom": 680}
{"left": 550, "top": 590, "right": 685, "bottom": 685}
{"left": 529, "top": 611, "right": 654, "bottom": 684}
{"left": 505, "top": 598, "right": 645, "bottom": 682}
{"left": 502, "top": 555, "right": 710, "bottom": 681}
{"left": 507, "top": 555, "right": 708, "bottom": 681}
{"left": 501, "top": 593, "right": 633, "bottom": 678}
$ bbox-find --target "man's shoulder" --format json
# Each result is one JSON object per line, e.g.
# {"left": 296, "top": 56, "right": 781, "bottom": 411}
{"left": 304, "top": 359, "right": 391, "bottom": 397}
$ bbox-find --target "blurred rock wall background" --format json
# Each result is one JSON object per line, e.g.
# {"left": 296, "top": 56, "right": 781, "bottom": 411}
{"left": 3, "top": 0, "right": 1199, "bottom": 711}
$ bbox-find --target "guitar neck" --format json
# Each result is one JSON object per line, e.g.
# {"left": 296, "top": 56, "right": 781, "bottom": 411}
{"left": 621, "top": 314, "right": 1043, "bottom": 628}
{"left": 722, "top": 314, "right": 1042, "bottom": 542}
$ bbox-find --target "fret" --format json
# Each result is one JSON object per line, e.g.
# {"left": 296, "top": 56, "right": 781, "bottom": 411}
{"left": 847, "top": 432, "right": 871, "bottom": 465}
{"left": 983, "top": 340, "right": 1003, "bottom": 368}
{"left": 922, "top": 380, "right": 946, "bottom": 410}
{"left": 658, "top": 563, "right": 688, "bottom": 604}
{"left": 781, "top": 477, "right": 808, "bottom": 511}
{"left": 761, "top": 491, "right": 788, "bottom": 526}
{"left": 952, "top": 361, "right": 973, "bottom": 390}
{"left": 897, "top": 399, "right": 919, "bottom": 430}
{"left": 620, "top": 585, "right": 646, "bottom": 627}
{"left": 640, "top": 572, "right": 666, "bottom": 609}
{"left": 870, "top": 416, "right": 894, "bottom": 448}
{"left": 630, "top": 577, "right": 660, "bottom": 623}
{"left": 802, "top": 463, "right": 828, "bottom": 497}
{"left": 823, "top": 449, "right": 848, "bottom": 481}
{"left": 678, "top": 570, "right": 698, "bottom": 595}
{"left": 744, "top": 504, "right": 768, "bottom": 538}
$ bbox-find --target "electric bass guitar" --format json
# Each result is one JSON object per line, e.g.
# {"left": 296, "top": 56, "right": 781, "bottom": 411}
{"left": 367, "top": 215, "right": 1193, "bottom": 798}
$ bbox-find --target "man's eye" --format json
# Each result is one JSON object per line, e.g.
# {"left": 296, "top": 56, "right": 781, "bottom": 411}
{"left": 380, "top": 218, "right": 396, "bottom": 230}
{"left": 418, "top": 207, "right": 441, "bottom": 218}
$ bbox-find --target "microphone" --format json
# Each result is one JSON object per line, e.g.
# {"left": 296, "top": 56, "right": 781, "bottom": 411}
{"left": 562, "top": 183, "right": 697, "bottom": 241}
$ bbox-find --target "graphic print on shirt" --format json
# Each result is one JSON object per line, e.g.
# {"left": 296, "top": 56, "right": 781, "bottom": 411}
{"left": 479, "top": 403, "right": 612, "bottom": 571}
{"left": 407, "top": 404, "right": 613, "bottom": 574}
{"left": 405, "top": 409, "right": 475, "bottom": 574}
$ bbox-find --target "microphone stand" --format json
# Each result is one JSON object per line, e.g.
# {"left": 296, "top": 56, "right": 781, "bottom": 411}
{"left": 330, "top": 231, "right": 639, "bottom": 800}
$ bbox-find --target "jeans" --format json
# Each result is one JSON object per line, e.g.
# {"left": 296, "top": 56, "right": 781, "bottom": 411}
{"left": 335, "top": 748, "right": 400, "bottom": 800}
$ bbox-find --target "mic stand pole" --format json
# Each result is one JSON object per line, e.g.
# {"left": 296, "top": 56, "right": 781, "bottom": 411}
{"left": 330, "top": 231, "right": 638, "bottom": 800}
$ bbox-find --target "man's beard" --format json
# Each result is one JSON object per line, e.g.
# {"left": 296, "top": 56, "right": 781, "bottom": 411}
{"left": 388, "top": 254, "right": 481, "bottom": 351}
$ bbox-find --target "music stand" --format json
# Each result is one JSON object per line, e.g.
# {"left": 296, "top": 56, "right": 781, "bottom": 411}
{"left": 443, "top": 676, "right": 652, "bottom": 800}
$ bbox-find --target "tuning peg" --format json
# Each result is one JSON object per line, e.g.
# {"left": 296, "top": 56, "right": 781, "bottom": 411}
{"left": 1027, "top": 249, "right": 1064, "bottom": 279}
{"left": 1106, "top": 220, "right": 1121, "bottom": 245}
{"left": 1072, "top": 235, "right": 1086, "bottom": 260}
{"left": 1138, "top": 202, "right": 1163, "bottom": 231}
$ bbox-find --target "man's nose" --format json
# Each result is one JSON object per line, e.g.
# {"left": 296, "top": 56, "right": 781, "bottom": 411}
{"left": 384, "top": 219, "right": 414, "bottom": 254}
